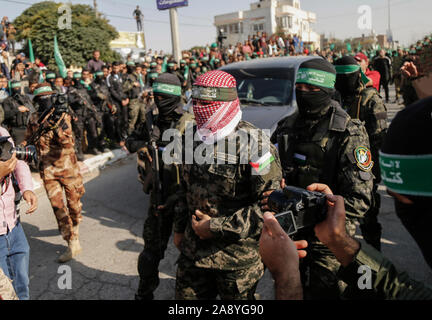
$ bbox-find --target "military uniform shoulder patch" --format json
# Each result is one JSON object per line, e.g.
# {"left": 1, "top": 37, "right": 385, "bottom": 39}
{"left": 354, "top": 146, "right": 374, "bottom": 171}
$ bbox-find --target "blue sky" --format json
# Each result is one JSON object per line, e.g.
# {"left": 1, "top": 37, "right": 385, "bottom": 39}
{"left": 2, "top": 0, "right": 431, "bottom": 51}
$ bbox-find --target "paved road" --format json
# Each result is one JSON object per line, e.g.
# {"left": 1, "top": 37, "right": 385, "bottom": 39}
{"left": 20, "top": 88, "right": 432, "bottom": 300}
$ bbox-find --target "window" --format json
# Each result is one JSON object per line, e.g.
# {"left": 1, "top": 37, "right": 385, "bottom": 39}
{"left": 219, "top": 25, "right": 228, "bottom": 33}
{"left": 229, "top": 23, "right": 239, "bottom": 34}
{"left": 253, "top": 24, "right": 264, "bottom": 32}
{"left": 287, "top": 16, "right": 293, "bottom": 28}
{"left": 226, "top": 68, "right": 296, "bottom": 106}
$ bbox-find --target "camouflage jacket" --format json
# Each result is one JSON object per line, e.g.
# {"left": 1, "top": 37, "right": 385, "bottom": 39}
{"left": 176, "top": 120, "right": 283, "bottom": 271}
{"left": 273, "top": 103, "right": 373, "bottom": 219}
{"left": 122, "top": 72, "right": 142, "bottom": 100}
{"left": 340, "top": 86, "right": 388, "bottom": 182}
{"left": 26, "top": 113, "right": 81, "bottom": 180}
{"left": 90, "top": 81, "right": 114, "bottom": 113}
{"left": 126, "top": 106, "right": 194, "bottom": 208}
{"left": 339, "top": 242, "right": 432, "bottom": 299}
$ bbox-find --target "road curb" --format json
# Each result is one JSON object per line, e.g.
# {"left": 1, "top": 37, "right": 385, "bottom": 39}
{"left": 31, "top": 148, "right": 130, "bottom": 191}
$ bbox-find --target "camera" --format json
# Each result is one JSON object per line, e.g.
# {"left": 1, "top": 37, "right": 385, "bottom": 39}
{"left": 267, "top": 186, "right": 327, "bottom": 236}
{"left": 52, "top": 93, "right": 69, "bottom": 115}
{"left": 0, "top": 136, "right": 38, "bottom": 164}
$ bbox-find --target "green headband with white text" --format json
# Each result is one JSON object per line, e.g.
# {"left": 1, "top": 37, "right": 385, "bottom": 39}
{"left": 380, "top": 152, "right": 432, "bottom": 196}
{"left": 296, "top": 68, "right": 336, "bottom": 89}
{"left": 152, "top": 82, "right": 181, "bottom": 96}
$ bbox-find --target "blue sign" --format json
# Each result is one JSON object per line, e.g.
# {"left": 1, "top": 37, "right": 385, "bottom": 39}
{"left": 156, "top": 0, "right": 188, "bottom": 10}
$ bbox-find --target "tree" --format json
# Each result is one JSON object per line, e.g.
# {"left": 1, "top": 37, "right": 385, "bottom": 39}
{"left": 14, "top": 1, "right": 121, "bottom": 71}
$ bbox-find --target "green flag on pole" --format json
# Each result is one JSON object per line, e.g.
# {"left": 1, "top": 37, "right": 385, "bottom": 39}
{"left": 28, "top": 39, "right": 35, "bottom": 63}
{"left": 54, "top": 35, "right": 67, "bottom": 78}
{"left": 346, "top": 43, "right": 352, "bottom": 53}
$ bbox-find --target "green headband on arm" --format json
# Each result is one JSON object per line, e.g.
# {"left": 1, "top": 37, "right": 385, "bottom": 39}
{"left": 380, "top": 152, "right": 432, "bottom": 196}
{"left": 192, "top": 86, "right": 238, "bottom": 102}
{"left": 152, "top": 82, "right": 181, "bottom": 96}
{"left": 296, "top": 68, "right": 336, "bottom": 89}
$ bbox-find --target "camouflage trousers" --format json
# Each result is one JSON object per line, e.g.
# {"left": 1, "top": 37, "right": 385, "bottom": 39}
{"left": 394, "top": 75, "right": 402, "bottom": 100}
{"left": 0, "top": 267, "right": 18, "bottom": 300}
{"left": 360, "top": 185, "right": 382, "bottom": 251}
{"left": 175, "top": 255, "right": 264, "bottom": 300}
{"left": 136, "top": 196, "right": 174, "bottom": 299}
{"left": 127, "top": 99, "right": 146, "bottom": 136}
{"left": 296, "top": 218, "right": 357, "bottom": 300}
{"left": 42, "top": 174, "right": 85, "bottom": 242}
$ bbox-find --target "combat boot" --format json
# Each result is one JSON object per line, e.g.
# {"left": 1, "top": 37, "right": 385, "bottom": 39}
{"left": 58, "top": 237, "right": 82, "bottom": 263}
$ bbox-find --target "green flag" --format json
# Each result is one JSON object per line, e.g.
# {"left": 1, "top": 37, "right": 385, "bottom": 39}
{"left": 54, "top": 35, "right": 67, "bottom": 78}
{"left": 346, "top": 43, "right": 352, "bottom": 53}
{"left": 330, "top": 43, "right": 335, "bottom": 51}
{"left": 28, "top": 39, "right": 35, "bottom": 63}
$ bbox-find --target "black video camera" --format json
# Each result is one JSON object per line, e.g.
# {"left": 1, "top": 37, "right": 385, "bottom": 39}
{"left": 267, "top": 186, "right": 327, "bottom": 236}
{"left": 52, "top": 93, "right": 69, "bottom": 116}
{"left": 0, "top": 136, "right": 38, "bottom": 164}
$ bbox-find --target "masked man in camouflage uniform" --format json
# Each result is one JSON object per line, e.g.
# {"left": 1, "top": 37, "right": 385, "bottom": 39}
{"left": 123, "top": 63, "right": 146, "bottom": 135}
{"left": 25, "top": 83, "right": 85, "bottom": 263}
{"left": 174, "top": 71, "right": 282, "bottom": 300}
{"left": 68, "top": 72, "right": 102, "bottom": 156}
{"left": 335, "top": 56, "right": 388, "bottom": 251}
{"left": 2, "top": 80, "right": 35, "bottom": 145}
{"left": 91, "top": 71, "right": 117, "bottom": 150}
{"left": 272, "top": 58, "right": 373, "bottom": 299}
{"left": 126, "top": 73, "right": 193, "bottom": 300}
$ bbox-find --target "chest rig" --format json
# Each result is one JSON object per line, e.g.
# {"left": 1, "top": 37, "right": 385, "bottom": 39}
{"left": 277, "top": 105, "right": 349, "bottom": 189}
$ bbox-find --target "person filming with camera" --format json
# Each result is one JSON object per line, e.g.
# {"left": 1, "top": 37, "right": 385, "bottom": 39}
{"left": 24, "top": 83, "right": 85, "bottom": 263}
{"left": 0, "top": 126, "right": 37, "bottom": 300}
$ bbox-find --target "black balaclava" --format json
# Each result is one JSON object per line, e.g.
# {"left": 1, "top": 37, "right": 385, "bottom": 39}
{"left": 295, "top": 58, "right": 336, "bottom": 118}
{"left": 152, "top": 73, "right": 182, "bottom": 118}
{"left": 334, "top": 56, "right": 362, "bottom": 98}
{"left": 10, "top": 81, "right": 22, "bottom": 95}
{"left": 94, "top": 71, "right": 105, "bottom": 85}
{"left": 34, "top": 94, "right": 53, "bottom": 113}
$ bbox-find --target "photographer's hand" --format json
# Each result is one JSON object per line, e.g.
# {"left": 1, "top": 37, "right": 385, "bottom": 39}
{"left": 23, "top": 190, "right": 38, "bottom": 214}
{"left": 306, "top": 183, "right": 333, "bottom": 195}
{"left": 0, "top": 153, "right": 17, "bottom": 179}
{"left": 314, "top": 195, "right": 360, "bottom": 267}
{"left": 259, "top": 212, "right": 305, "bottom": 300}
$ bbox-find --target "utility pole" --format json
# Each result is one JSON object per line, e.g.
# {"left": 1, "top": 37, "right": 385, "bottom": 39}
{"left": 94, "top": 0, "right": 99, "bottom": 18}
{"left": 169, "top": 8, "right": 181, "bottom": 63}
{"left": 388, "top": 0, "right": 393, "bottom": 49}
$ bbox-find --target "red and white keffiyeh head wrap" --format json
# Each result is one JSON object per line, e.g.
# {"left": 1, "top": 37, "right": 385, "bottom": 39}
{"left": 192, "top": 71, "right": 242, "bottom": 144}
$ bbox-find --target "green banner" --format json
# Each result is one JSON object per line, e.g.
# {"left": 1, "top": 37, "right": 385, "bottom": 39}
{"left": 380, "top": 152, "right": 432, "bottom": 196}
{"left": 28, "top": 39, "right": 35, "bottom": 63}
{"left": 54, "top": 35, "right": 67, "bottom": 78}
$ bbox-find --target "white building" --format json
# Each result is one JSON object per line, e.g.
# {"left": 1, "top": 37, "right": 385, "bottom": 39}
{"left": 214, "top": 0, "right": 320, "bottom": 49}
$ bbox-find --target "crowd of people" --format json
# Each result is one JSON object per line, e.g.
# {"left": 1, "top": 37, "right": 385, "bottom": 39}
{"left": 0, "top": 23, "right": 431, "bottom": 301}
